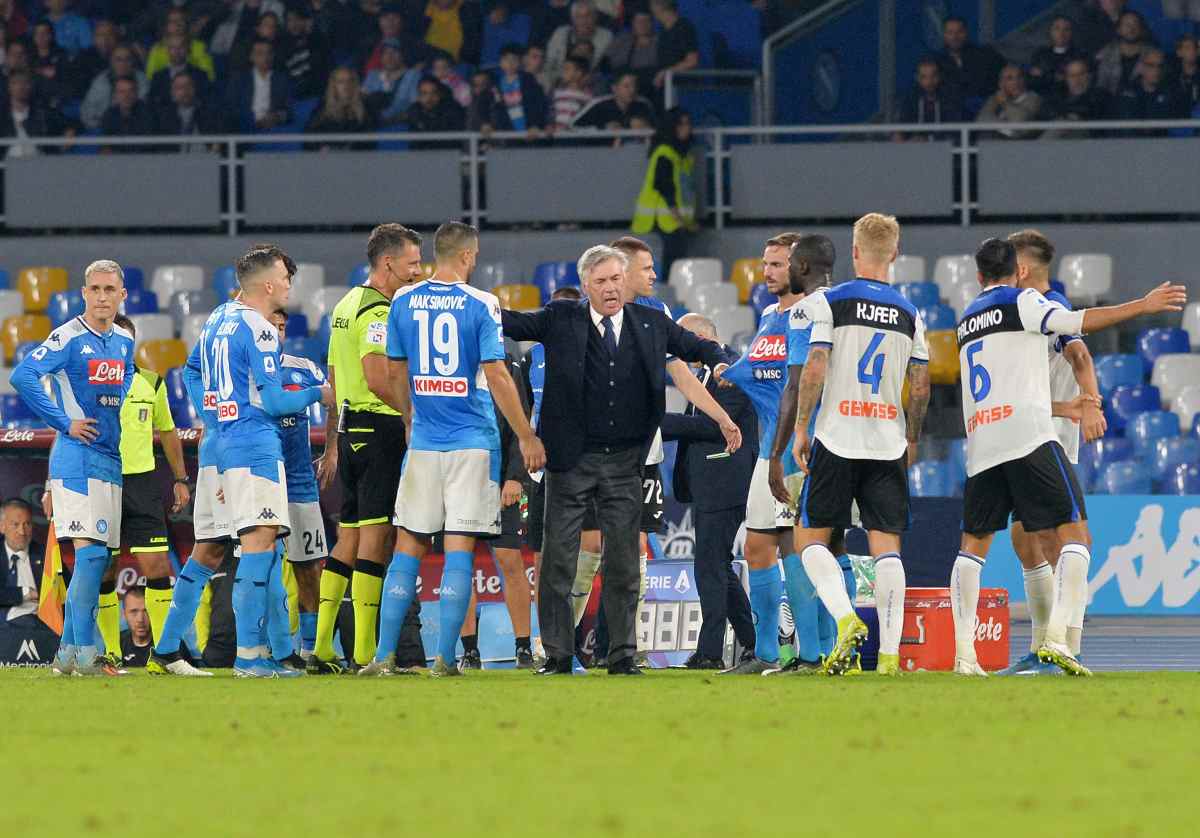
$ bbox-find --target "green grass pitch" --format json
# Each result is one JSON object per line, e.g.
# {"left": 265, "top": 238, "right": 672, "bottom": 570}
{"left": 1, "top": 669, "right": 1195, "bottom": 837}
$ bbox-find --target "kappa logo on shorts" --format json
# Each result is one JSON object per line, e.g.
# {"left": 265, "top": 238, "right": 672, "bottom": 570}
{"left": 257, "top": 508, "right": 278, "bottom": 520}
{"left": 68, "top": 521, "right": 83, "bottom": 533}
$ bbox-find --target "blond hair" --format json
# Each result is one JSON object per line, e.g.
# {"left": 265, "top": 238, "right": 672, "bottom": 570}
{"left": 852, "top": 213, "right": 900, "bottom": 265}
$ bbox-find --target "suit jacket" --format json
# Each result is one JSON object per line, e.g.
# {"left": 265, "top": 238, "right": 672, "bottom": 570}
{"left": 154, "top": 101, "right": 229, "bottom": 138}
{"left": 501, "top": 299, "right": 726, "bottom": 473}
{"left": 228, "top": 70, "right": 291, "bottom": 133}
{"left": 0, "top": 538, "right": 45, "bottom": 610}
{"left": 148, "top": 66, "right": 211, "bottom": 109}
{"left": 660, "top": 349, "right": 758, "bottom": 513}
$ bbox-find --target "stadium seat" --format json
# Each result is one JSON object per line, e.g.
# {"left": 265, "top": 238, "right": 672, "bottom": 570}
{"left": 909, "top": 461, "right": 955, "bottom": 497}
{"left": 0, "top": 289, "right": 26, "bottom": 321}
{"left": 926, "top": 330, "right": 959, "bottom": 385}
{"left": 0, "top": 367, "right": 12, "bottom": 395}
{"left": 348, "top": 262, "right": 370, "bottom": 285}
{"left": 1153, "top": 436, "right": 1200, "bottom": 483}
{"left": 668, "top": 259, "right": 722, "bottom": 302}
{"left": 169, "top": 289, "right": 219, "bottom": 332}
{"left": 0, "top": 269, "right": 8, "bottom": 288}
{"left": 122, "top": 288, "right": 159, "bottom": 315}
{"left": 1057, "top": 254, "right": 1112, "bottom": 303}
{"left": 947, "top": 280, "right": 979, "bottom": 318}
{"left": 1171, "top": 384, "right": 1200, "bottom": 435}
{"left": 919, "top": 303, "right": 957, "bottom": 331}
{"left": 888, "top": 255, "right": 925, "bottom": 285}
{"left": 729, "top": 329, "right": 754, "bottom": 356}
{"left": 473, "top": 262, "right": 512, "bottom": 292}
{"left": 728, "top": 258, "right": 763, "bottom": 304}
{"left": 933, "top": 255, "right": 974, "bottom": 302}
{"left": 946, "top": 437, "right": 967, "bottom": 476}
{"left": 1182, "top": 302, "right": 1200, "bottom": 350}
{"left": 151, "top": 265, "right": 205, "bottom": 310}
{"left": 658, "top": 284, "right": 682, "bottom": 313}
{"left": 1151, "top": 353, "right": 1200, "bottom": 404}
{"left": 691, "top": 283, "right": 739, "bottom": 314}
{"left": 1166, "top": 463, "right": 1200, "bottom": 495}
{"left": 180, "top": 313, "right": 208, "bottom": 349}
{"left": 171, "top": 395, "right": 201, "bottom": 428}
{"left": 1, "top": 315, "right": 50, "bottom": 362}
{"left": 1073, "top": 445, "right": 1096, "bottom": 492}
{"left": 122, "top": 266, "right": 144, "bottom": 290}
{"left": 129, "top": 313, "right": 174, "bottom": 344}
{"left": 283, "top": 336, "right": 321, "bottom": 362}
{"left": 1107, "top": 384, "right": 1162, "bottom": 434}
{"left": 1128, "top": 410, "right": 1180, "bottom": 456}
{"left": 1097, "top": 460, "right": 1152, "bottom": 494}
{"left": 749, "top": 282, "right": 774, "bottom": 318}
{"left": 1094, "top": 353, "right": 1143, "bottom": 398}
{"left": 316, "top": 315, "right": 332, "bottom": 349}
{"left": 289, "top": 263, "right": 326, "bottom": 309}
{"left": 284, "top": 311, "right": 310, "bottom": 337}
{"left": 533, "top": 270, "right": 576, "bottom": 303}
{"left": 0, "top": 392, "right": 39, "bottom": 428}
{"left": 420, "top": 262, "right": 437, "bottom": 281}
{"left": 1087, "top": 436, "right": 1134, "bottom": 472}
{"left": 1136, "top": 327, "right": 1190, "bottom": 374}
{"left": 165, "top": 367, "right": 188, "bottom": 404}
{"left": 47, "top": 291, "right": 84, "bottom": 328}
{"left": 302, "top": 286, "right": 349, "bottom": 329}
{"left": 213, "top": 265, "right": 239, "bottom": 301}
{"left": 711, "top": 306, "right": 755, "bottom": 340}
{"left": 17, "top": 267, "right": 69, "bottom": 313}
{"left": 12, "top": 341, "right": 39, "bottom": 365}
{"left": 135, "top": 338, "right": 188, "bottom": 375}
{"left": 896, "top": 282, "right": 939, "bottom": 309}
{"left": 494, "top": 284, "right": 541, "bottom": 311}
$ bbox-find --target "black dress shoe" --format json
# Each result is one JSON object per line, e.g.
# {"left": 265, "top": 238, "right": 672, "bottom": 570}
{"left": 684, "top": 654, "right": 724, "bottom": 670}
{"left": 535, "top": 656, "right": 572, "bottom": 675}
{"left": 607, "top": 658, "right": 643, "bottom": 675}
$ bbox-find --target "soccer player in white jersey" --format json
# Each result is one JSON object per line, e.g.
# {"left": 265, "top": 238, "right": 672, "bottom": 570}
{"left": 999, "top": 230, "right": 1107, "bottom": 675}
{"left": 790, "top": 214, "right": 931, "bottom": 676}
{"left": 951, "top": 238, "right": 1186, "bottom": 676}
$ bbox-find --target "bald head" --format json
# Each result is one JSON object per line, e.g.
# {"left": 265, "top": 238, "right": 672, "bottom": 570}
{"left": 678, "top": 313, "right": 717, "bottom": 341}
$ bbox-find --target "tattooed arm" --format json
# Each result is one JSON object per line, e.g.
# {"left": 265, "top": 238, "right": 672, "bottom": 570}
{"left": 904, "top": 360, "right": 931, "bottom": 463}
{"left": 790, "top": 345, "right": 829, "bottom": 473}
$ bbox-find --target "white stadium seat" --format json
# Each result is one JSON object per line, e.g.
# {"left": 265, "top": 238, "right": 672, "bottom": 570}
{"left": 690, "top": 283, "right": 739, "bottom": 314}
{"left": 474, "top": 263, "right": 512, "bottom": 292}
{"left": 933, "top": 255, "right": 975, "bottom": 303}
{"left": 0, "top": 367, "right": 14, "bottom": 395}
{"left": 665, "top": 385, "right": 686, "bottom": 415}
{"left": 0, "top": 290, "right": 24, "bottom": 320}
{"left": 150, "top": 265, "right": 204, "bottom": 310}
{"left": 711, "top": 306, "right": 756, "bottom": 340}
{"left": 1181, "top": 302, "right": 1200, "bottom": 350}
{"left": 129, "top": 313, "right": 175, "bottom": 344}
{"left": 1058, "top": 253, "right": 1112, "bottom": 304}
{"left": 669, "top": 258, "right": 722, "bottom": 299}
{"left": 303, "top": 285, "right": 349, "bottom": 328}
{"left": 288, "top": 263, "right": 326, "bottom": 309}
{"left": 180, "top": 313, "right": 209, "bottom": 349}
{"left": 1151, "top": 353, "right": 1200, "bottom": 405}
{"left": 889, "top": 255, "right": 926, "bottom": 285}
{"left": 1171, "top": 384, "right": 1200, "bottom": 434}
{"left": 948, "top": 279, "right": 979, "bottom": 319}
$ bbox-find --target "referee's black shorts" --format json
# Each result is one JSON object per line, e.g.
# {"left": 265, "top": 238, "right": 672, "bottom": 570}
{"left": 337, "top": 411, "right": 406, "bottom": 529}
{"left": 121, "top": 470, "right": 169, "bottom": 553}
{"left": 964, "top": 441, "right": 1087, "bottom": 535}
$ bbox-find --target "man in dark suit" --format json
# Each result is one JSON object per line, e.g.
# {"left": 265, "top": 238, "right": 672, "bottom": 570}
{"left": 147, "top": 33, "right": 211, "bottom": 109}
{"left": 661, "top": 314, "right": 756, "bottom": 669}
{"left": 155, "top": 73, "right": 228, "bottom": 150}
{"left": 1, "top": 498, "right": 44, "bottom": 628}
{"left": 501, "top": 245, "right": 740, "bottom": 675}
{"left": 228, "top": 38, "right": 291, "bottom": 133}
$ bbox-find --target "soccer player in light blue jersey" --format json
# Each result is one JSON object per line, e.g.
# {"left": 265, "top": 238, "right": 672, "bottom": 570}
{"left": 10, "top": 260, "right": 134, "bottom": 676}
{"left": 203, "top": 246, "right": 332, "bottom": 678}
{"left": 360, "top": 222, "right": 546, "bottom": 677}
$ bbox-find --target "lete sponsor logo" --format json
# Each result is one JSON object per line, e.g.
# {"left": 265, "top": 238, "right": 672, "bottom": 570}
{"left": 413, "top": 375, "right": 468, "bottom": 396}
{"left": 87, "top": 359, "right": 126, "bottom": 385}
{"left": 747, "top": 334, "right": 786, "bottom": 363}
{"left": 0, "top": 429, "right": 37, "bottom": 443}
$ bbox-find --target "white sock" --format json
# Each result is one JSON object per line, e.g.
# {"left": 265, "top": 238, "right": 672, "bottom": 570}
{"left": 1023, "top": 562, "right": 1054, "bottom": 653}
{"left": 800, "top": 543, "right": 853, "bottom": 621}
{"left": 571, "top": 550, "right": 603, "bottom": 628}
{"left": 872, "top": 553, "right": 906, "bottom": 656}
{"left": 1066, "top": 556, "right": 1088, "bottom": 656}
{"left": 951, "top": 552, "right": 983, "bottom": 664}
{"left": 1046, "top": 543, "right": 1090, "bottom": 649}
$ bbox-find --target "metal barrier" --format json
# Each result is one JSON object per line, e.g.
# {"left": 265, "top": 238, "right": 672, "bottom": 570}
{"left": 1, "top": 119, "right": 1198, "bottom": 233}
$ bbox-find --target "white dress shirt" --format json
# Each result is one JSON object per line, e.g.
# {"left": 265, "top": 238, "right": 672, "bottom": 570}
{"left": 589, "top": 305, "right": 623, "bottom": 343}
{"left": 251, "top": 70, "right": 272, "bottom": 120}
{"left": 5, "top": 545, "right": 37, "bottom": 621}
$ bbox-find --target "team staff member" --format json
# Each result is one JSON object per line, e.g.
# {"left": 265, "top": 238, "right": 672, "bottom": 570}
{"left": 310, "top": 223, "right": 425, "bottom": 674}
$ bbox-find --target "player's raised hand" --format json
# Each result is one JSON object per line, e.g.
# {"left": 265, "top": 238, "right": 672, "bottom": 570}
{"left": 1141, "top": 282, "right": 1188, "bottom": 314}
{"left": 519, "top": 433, "right": 546, "bottom": 473}
{"left": 792, "top": 426, "right": 811, "bottom": 474}
{"left": 767, "top": 457, "right": 790, "bottom": 505}
{"left": 69, "top": 418, "right": 98, "bottom": 443}
{"left": 718, "top": 416, "right": 741, "bottom": 453}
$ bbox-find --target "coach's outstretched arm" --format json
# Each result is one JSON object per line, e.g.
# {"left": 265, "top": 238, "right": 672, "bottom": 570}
{"left": 791, "top": 346, "right": 829, "bottom": 473}
{"left": 668, "top": 358, "right": 741, "bottom": 454}
{"left": 500, "top": 305, "right": 555, "bottom": 343}
{"left": 482, "top": 360, "right": 547, "bottom": 473}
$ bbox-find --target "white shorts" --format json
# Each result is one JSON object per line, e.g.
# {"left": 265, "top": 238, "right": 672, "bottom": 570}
{"left": 222, "top": 462, "right": 291, "bottom": 538}
{"left": 393, "top": 448, "right": 500, "bottom": 537}
{"left": 193, "top": 464, "right": 232, "bottom": 543}
{"left": 746, "top": 458, "right": 795, "bottom": 531}
{"left": 285, "top": 501, "right": 327, "bottom": 562}
{"left": 49, "top": 477, "right": 122, "bottom": 548}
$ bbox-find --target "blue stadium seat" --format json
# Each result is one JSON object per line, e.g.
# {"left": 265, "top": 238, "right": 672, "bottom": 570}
{"left": 285, "top": 311, "right": 310, "bottom": 337}
{"left": 348, "top": 263, "right": 370, "bottom": 285}
{"left": 170, "top": 394, "right": 201, "bottom": 428}
{"left": 122, "top": 266, "right": 144, "bottom": 290}
{"left": 169, "top": 288, "right": 219, "bottom": 331}
{"left": 1084, "top": 437, "right": 1134, "bottom": 472}
{"left": 532, "top": 261, "right": 580, "bottom": 302}
{"left": 1195, "top": 413, "right": 1200, "bottom": 440}
{"left": 316, "top": 314, "right": 332, "bottom": 348}
{"left": 0, "top": 269, "right": 8, "bottom": 288}
{"left": 165, "top": 367, "right": 187, "bottom": 403}
{"left": 213, "top": 266, "right": 238, "bottom": 302}
{"left": 1097, "top": 461, "right": 1152, "bottom": 495}
{"left": 1137, "top": 327, "right": 1190, "bottom": 375}
{"left": 908, "top": 461, "right": 954, "bottom": 497}
{"left": 283, "top": 336, "right": 323, "bottom": 363}
{"left": 1153, "top": 437, "right": 1200, "bottom": 483}
{"left": 0, "top": 393, "right": 38, "bottom": 428}
{"left": 123, "top": 288, "right": 159, "bottom": 315}
{"left": 47, "top": 291, "right": 84, "bottom": 328}
{"left": 919, "top": 303, "right": 956, "bottom": 331}
{"left": 1106, "top": 384, "right": 1161, "bottom": 435}
{"left": 1166, "top": 463, "right": 1200, "bottom": 495}
{"left": 896, "top": 282, "right": 939, "bottom": 309}
{"left": 749, "top": 283, "right": 774, "bottom": 318}
{"left": 1128, "top": 410, "right": 1180, "bottom": 456}
{"left": 307, "top": 401, "right": 326, "bottom": 428}
{"left": 1094, "top": 353, "right": 1143, "bottom": 398}
{"left": 945, "top": 438, "right": 967, "bottom": 478}
{"left": 1073, "top": 448, "right": 1096, "bottom": 493}
{"left": 12, "top": 341, "right": 39, "bottom": 365}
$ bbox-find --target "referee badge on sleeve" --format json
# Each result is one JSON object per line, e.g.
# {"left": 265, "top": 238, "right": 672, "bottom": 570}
{"left": 367, "top": 321, "right": 387, "bottom": 345}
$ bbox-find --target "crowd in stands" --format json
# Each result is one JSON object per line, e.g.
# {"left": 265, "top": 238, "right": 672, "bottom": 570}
{"left": 896, "top": 2, "right": 1200, "bottom": 140}
{"left": 0, "top": 0, "right": 738, "bottom": 152}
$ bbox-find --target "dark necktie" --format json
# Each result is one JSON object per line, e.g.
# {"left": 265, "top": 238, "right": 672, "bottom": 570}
{"left": 601, "top": 316, "right": 617, "bottom": 356}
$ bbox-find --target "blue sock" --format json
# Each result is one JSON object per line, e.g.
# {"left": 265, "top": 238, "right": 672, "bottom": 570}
{"left": 840, "top": 554, "right": 856, "bottom": 601}
{"left": 233, "top": 549, "right": 273, "bottom": 658}
{"left": 299, "top": 612, "right": 317, "bottom": 654}
{"left": 748, "top": 565, "right": 782, "bottom": 663}
{"left": 266, "top": 545, "right": 293, "bottom": 659}
{"left": 375, "top": 552, "right": 420, "bottom": 661}
{"left": 155, "top": 558, "right": 214, "bottom": 655}
{"left": 437, "top": 551, "right": 474, "bottom": 664}
{"left": 67, "top": 544, "right": 108, "bottom": 663}
{"left": 60, "top": 595, "right": 76, "bottom": 651}
{"left": 782, "top": 553, "right": 821, "bottom": 662}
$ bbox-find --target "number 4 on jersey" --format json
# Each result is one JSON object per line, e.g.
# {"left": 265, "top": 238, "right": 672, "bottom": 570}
{"left": 857, "top": 331, "right": 886, "bottom": 394}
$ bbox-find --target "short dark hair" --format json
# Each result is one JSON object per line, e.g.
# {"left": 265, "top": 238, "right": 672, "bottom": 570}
{"left": 790, "top": 234, "right": 836, "bottom": 294}
{"left": 367, "top": 223, "right": 422, "bottom": 268}
{"left": 563, "top": 55, "right": 589, "bottom": 75}
{"left": 944, "top": 15, "right": 967, "bottom": 29}
{"left": 916, "top": 56, "right": 940, "bottom": 73}
{"left": 123, "top": 585, "right": 146, "bottom": 603}
{"left": 433, "top": 221, "right": 479, "bottom": 261}
{"left": 1, "top": 497, "right": 33, "bottom": 516}
{"left": 499, "top": 42, "right": 525, "bottom": 59}
{"left": 251, "top": 37, "right": 273, "bottom": 52}
{"left": 235, "top": 244, "right": 296, "bottom": 287}
{"left": 975, "top": 238, "right": 1017, "bottom": 283}
{"left": 271, "top": 307, "right": 287, "bottom": 320}
{"left": 1176, "top": 34, "right": 1197, "bottom": 49}
{"left": 114, "top": 313, "right": 135, "bottom": 336}
{"left": 551, "top": 286, "right": 583, "bottom": 301}
{"left": 609, "top": 235, "right": 652, "bottom": 259}
{"left": 1007, "top": 229, "right": 1055, "bottom": 266}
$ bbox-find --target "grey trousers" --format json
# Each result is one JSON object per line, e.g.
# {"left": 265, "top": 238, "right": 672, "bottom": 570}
{"left": 540, "top": 447, "right": 642, "bottom": 664}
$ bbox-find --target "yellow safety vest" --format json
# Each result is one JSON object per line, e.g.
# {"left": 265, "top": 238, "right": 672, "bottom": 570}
{"left": 632, "top": 144, "right": 695, "bottom": 234}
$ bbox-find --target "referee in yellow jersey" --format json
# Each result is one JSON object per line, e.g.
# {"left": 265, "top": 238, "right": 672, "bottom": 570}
{"left": 309, "top": 223, "right": 424, "bottom": 674}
